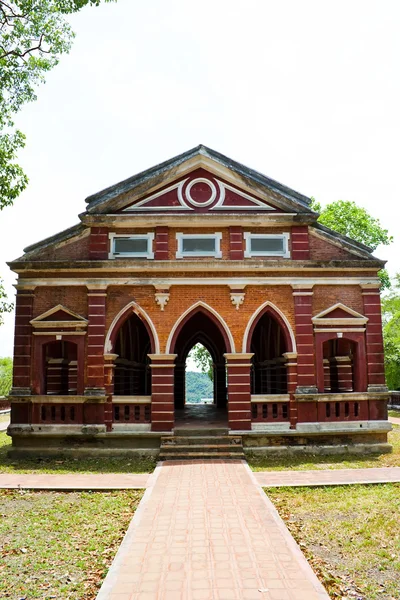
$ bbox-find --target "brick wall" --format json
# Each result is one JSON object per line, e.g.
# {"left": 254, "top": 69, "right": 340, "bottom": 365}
{"left": 105, "top": 284, "right": 296, "bottom": 355}
{"left": 309, "top": 231, "right": 364, "bottom": 261}
{"left": 32, "top": 232, "right": 91, "bottom": 260}
{"left": 33, "top": 287, "right": 88, "bottom": 320}
{"left": 312, "top": 285, "right": 364, "bottom": 315}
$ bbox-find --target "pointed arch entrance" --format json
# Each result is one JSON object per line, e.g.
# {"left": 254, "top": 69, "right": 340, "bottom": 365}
{"left": 245, "top": 303, "right": 294, "bottom": 395}
{"left": 167, "top": 303, "right": 234, "bottom": 426}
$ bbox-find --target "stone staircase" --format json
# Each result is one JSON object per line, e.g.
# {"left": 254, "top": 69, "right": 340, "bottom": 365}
{"left": 159, "top": 428, "right": 245, "bottom": 460}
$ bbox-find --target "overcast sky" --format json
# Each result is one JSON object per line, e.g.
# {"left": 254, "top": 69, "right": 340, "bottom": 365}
{"left": 0, "top": 0, "right": 399, "bottom": 357}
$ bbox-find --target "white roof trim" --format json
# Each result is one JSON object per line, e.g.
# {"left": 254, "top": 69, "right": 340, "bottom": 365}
{"left": 312, "top": 303, "right": 367, "bottom": 321}
{"left": 30, "top": 304, "right": 88, "bottom": 325}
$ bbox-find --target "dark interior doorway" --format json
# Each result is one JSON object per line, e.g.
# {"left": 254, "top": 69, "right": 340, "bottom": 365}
{"left": 250, "top": 311, "right": 288, "bottom": 394}
{"left": 172, "top": 309, "right": 228, "bottom": 424}
{"left": 113, "top": 313, "right": 152, "bottom": 396}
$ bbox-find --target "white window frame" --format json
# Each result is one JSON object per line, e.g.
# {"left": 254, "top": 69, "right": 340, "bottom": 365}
{"left": 108, "top": 232, "right": 155, "bottom": 259}
{"left": 176, "top": 232, "right": 222, "bottom": 258}
{"left": 243, "top": 232, "right": 290, "bottom": 258}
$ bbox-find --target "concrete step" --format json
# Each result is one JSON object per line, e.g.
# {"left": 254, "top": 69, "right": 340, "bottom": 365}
{"left": 160, "top": 433, "right": 244, "bottom": 460}
{"left": 172, "top": 428, "right": 229, "bottom": 436}
{"left": 159, "top": 452, "right": 245, "bottom": 460}
{"left": 161, "top": 436, "right": 242, "bottom": 446}
{"left": 160, "top": 444, "right": 244, "bottom": 453}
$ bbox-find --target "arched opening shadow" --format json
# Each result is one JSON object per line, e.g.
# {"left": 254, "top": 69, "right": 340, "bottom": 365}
{"left": 170, "top": 308, "right": 230, "bottom": 428}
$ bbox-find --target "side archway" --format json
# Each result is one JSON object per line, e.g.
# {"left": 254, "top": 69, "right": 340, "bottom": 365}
{"left": 242, "top": 301, "right": 296, "bottom": 354}
{"left": 104, "top": 301, "right": 160, "bottom": 355}
{"left": 244, "top": 301, "right": 296, "bottom": 395}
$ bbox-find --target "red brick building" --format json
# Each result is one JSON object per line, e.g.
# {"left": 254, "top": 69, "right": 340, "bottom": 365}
{"left": 7, "top": 146, "right": 391, "bottom": 456}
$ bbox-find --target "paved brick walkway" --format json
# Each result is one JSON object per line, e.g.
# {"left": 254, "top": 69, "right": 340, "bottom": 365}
{"left": 97, "top": 460, "right": 328, "bottom": 600}
{"left": 389, "top": 415, "right": 400, "bottom": 425}
{"left": 254, "top": 466, "right": 400, "bottom": 487}
{"left": 0, "top": 473, "right": 149, "bottom": 490}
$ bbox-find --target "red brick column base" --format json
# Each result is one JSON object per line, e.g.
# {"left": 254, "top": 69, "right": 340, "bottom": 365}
{"left": 149, "top": 354, "right": 177, "bottom": 432}
{"left": 362, "top": 285, "right": 387, "bottom": 392}
{"left": 283, "top": 352, "right": 298, "bottom": 429}
{"left": 85, "top": 289, "right": 107, "bottom": 395}
{"left": 104, "top": 353, "right": 118, "bottom": 432}
{"left": 224, "top": 353, "right": 253, "bottom": 431}
{"left": 293, "top": 286, "right": 317, "bottom": 393}
{"left": 11, "top": 290, "right": 34, "bottom": 395}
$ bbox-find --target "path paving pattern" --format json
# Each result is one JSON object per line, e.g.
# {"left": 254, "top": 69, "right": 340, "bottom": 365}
{"left": 254, "top": 466, "right": 400, "bottom": 487}
{"left": 97, "top": 460, "right": 328, "bottom": 600}
{"left": 0, "top": 473, "right": 149, "bottom": 490}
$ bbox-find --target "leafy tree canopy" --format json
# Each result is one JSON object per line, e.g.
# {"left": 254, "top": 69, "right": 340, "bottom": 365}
{"left": 0, "top": 279, "right": 13, "bottom": 325}
{"left": 185, "top": 371, "right": 213, "bottom": 404}
{"left": 310, "top": 198, "right": 392, "bottom": 289}
{"left": 310, "top": 199, "right": 392, "bottom": 251}
{"left": 382, "top": 275, "right": 400, "bottom": 390}
{"left": 0, "top": 356, "right": 12, "bottom": 395}
{"left": 0, "top": 0, "right": 114, "bottom": 323}
{"left": 0, "top": 0, "right": 115, "bottom": 209}
{"left": 188, "top": 344, "right": 214, "bottom": 381}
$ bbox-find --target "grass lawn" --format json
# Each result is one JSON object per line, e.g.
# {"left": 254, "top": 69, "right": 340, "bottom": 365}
{"left": 266, "top": 484, "right": 400, "bottom": 600}
{"left": 389, "top": 409, "right": 400, "bottom": 418}
{"left": 249, "top": 424, "right": 400, "bottom": 472}
{"left": 0, "top": 432, "right": 155, "bottom": 474}
{"left": 0, "top": 489, "right": 142, "bottom": 599}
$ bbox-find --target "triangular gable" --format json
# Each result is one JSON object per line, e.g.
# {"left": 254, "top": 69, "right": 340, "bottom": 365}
{"left": 30, "top": 305, "right": 88, "bottom": 329}
{"left": 84, "top": 145, "right": 316, "bottom": 215}
{"left": 312, "top": 303, "right": 368, "bottom": 325}
{"left": 122, "top": 168, "right": 278, "bottom": 213}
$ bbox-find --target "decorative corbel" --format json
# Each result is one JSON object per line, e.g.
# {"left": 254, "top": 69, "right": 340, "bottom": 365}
{"left": 154, "top": 285, "right": 170, "bottom": 311}
{"left": 229, "top": 285, "right": 246, "bottom": 310}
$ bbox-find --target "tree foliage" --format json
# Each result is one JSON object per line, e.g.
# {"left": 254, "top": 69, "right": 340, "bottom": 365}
{"left": 185, "top": 371, "right": 213, "bottom": 404}
{"left": 0, "top": 0, "right": 114, "bottom": 323}
{"left": 0, "top": 279, "right": 13, "bottom": 324}
{"left": 382, "top": 275, "right": 400, "bottom": 390}
{"left": 0, "top": 357, "right": 12, "bottom": 395}
{"left": 0, "top": 0, "right": 115, "bottom": 209}
{"left": 310, "top": 199, "right": 392, "bottom": 289}
{"left": 188, "top": 344, "right": 214, "bottom": 381}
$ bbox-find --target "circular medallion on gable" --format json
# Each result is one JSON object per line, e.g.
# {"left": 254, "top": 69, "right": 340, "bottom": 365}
{"left": 186, "top": 178, "right": 217, "bottom": 207}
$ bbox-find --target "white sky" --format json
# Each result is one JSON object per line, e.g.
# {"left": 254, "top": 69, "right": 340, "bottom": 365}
{"left": 1, "top": 0, "right": 399, "bottom": 357}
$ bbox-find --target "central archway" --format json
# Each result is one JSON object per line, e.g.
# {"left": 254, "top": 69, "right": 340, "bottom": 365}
{"left": 168, "top": 303, "right": 234, "bottom": 427}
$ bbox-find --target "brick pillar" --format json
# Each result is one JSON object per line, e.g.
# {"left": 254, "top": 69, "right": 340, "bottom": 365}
{"left": 11, "top": 289, "right": 34, "bottom": 395}
{"left": 89, "top": 227, "right": 109, "bottom": 259}
{"left": 104, "top": 353, "right": 118, "bottom": 432}
{"left": 174, "top": 362, "right": 185, "bottom": 409}
{"left": 291, "top": 226, "right": 310, "bottom": 260}
{"left": 149, "top": 354, "right": 176, "bottom": 432}
{"left": 215, "top": 363, "right": 227, "bottom": 408}
{"left": 283, "top": 352, "right": 298, "bottom": 429}
{"left": 224, "top": 353, "right": 253, "bottom": 431}
{"left": 362, "top": 285, "right": 387, "bottom": 391}
{"left": 85, "top": 288, "right": 107, "bottom": 395}
{"left": 154, "top": 226, "right": 169, "bottom": 260}
{"left": 229, "top": 226, "right": 244, "bottom": 260}
{"left": 293, "top": 286, "right": 317, "bottom": 393}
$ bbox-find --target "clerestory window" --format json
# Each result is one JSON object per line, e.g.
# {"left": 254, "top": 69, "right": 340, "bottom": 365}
{"left": 109, "top": 233, "right": 154, "bottom": 259}
{"left": 176, "top": 233, "right": 222, "bottom": 258}
{"left": 243, "top": 232, "right": 290, "bottom": 258}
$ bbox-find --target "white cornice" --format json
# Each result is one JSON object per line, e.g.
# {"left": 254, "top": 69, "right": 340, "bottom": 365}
{"left": 79, "top": 213, "right": 301, "bottom": 228}
{"left": 17, "top": 276, "right": 381, "bottom": 288}
{"left": 12, "top": 261, "right": 381, "bottom": 275}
